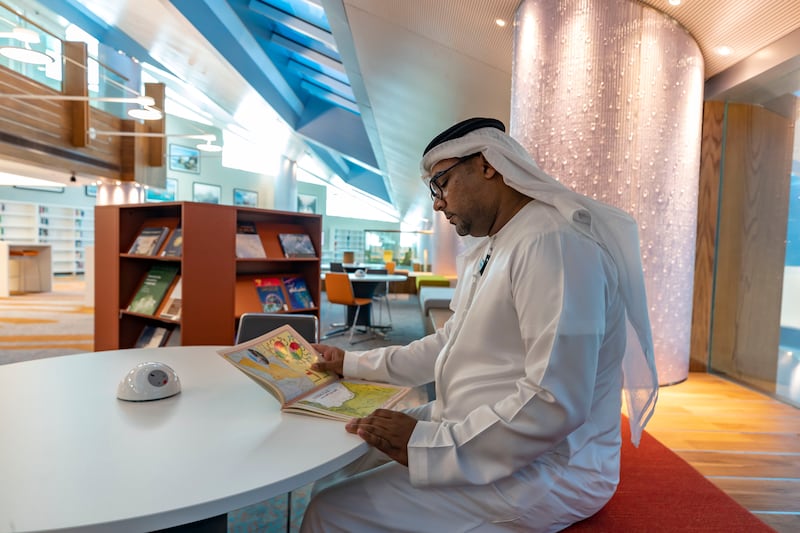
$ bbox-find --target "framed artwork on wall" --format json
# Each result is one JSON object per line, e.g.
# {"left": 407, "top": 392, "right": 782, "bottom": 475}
{"left": 233, "top": 188, "right": 258, "bottom": 207}
{"left": 145, "top": 178, "right": 178, "bottom": 203}
{"left": 297, "top": 193, "right": 317, "bottom": 214}
{"left": 168, "top": 144, "right": 200, "bottom": 174}
{"left": 192, "top": 181, "right": 221, "bottom": 204}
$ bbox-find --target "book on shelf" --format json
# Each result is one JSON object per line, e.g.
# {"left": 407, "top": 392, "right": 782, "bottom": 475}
{"left": 134, "top": 325, "right": 172, "bottom": 348}
{"left": 283, "top": 276, "right": 314, "bottom": 310}
{"left": 127, "top": 264, "right": 180, "bottom": 315}
{"left": 160, "top": 228, "right": 183, "bottom": 257}
{"left": 217, "top": 325, "right": 409, "bottom": 421}
{"left": 254, "top": 277, "right": 288, "bottom": 312}
{"left": 165, "top": 326, "right": 181, "bottom": 346}
{"left": 159, "top": 277, "right": 182, "bottom": 320}
{"left": 128, "top": 226, "right": 170, "bottom": 256}
{"left": 235, "top": 221, "right": 267, "bottom": 259}
{"left": 277, "top": 233, "right": 316, "bottom": 258}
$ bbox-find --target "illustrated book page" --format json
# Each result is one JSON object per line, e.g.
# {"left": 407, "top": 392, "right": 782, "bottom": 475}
{"left": 217, "top": 325, "right": 409, "bottom": 421}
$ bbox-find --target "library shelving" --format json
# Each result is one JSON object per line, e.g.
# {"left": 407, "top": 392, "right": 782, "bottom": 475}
{"left": 94, "top": 201, "right": 322, "bottom": 351}
{"left": 0, "top": 200, "right": 94, "bottom": 275}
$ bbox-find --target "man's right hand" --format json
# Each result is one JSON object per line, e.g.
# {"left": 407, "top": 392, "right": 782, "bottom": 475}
{"left": 310, "top": 343, "right": 346, "bottom": 376}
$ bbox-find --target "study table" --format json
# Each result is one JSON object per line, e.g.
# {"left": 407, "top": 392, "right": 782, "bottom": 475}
{"left": 0, "top": 346, "right": 368, "bottom": 533}
{"left": 322, "top": 272, "right": 407, "bottom": 329}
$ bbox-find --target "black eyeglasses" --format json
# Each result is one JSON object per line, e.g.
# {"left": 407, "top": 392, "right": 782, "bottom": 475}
{"left": 428, "top": 153, "right": 481, "bottom": 201}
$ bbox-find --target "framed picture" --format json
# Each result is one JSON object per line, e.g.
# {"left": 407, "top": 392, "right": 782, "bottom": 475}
{"left": 233, "top": 188, "right": 258, "bottom": 207}
{"left": 192, "top": 181, "right": 221, "bottom": 204}
{"left": 297, "top": 193, "right": 317, "bottom": 214}
{"left": 146, "top": 178, "right": 178, "bottom": 203}
{"left": 84, "top": 185, "right": 97, "bottom": 197}
{"left": 168, "top": 144, "right": 200, "bottom": 174}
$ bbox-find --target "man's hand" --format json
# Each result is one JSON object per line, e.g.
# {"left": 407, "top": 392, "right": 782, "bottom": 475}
{"left": 310, "top": 343, "right": 345, "bottom": 376}
{"left": 345, "top": 409, "right": 418, "bottom": 466}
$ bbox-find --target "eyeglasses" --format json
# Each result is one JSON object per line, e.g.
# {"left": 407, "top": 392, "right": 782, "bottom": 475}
{"left": 427, "top": 153, "right": 481, "bottom": 201}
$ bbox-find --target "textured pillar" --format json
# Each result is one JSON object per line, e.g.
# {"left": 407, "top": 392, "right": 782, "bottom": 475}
{"left": 512, "top": 0, "right": 704, "bottom": 384}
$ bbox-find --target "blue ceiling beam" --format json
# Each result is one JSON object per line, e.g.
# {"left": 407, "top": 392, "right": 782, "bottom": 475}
{"left": 169, "top": 0, "right": 303, "bottom": 125}
{"left": 297, "top": 98, "right": 377, "bottom": 168}
{"left": 247, "top": 0, "right": 337, "bottom": 53}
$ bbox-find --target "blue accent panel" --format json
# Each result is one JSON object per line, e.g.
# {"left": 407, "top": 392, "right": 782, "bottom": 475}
{"left": 169, "top": 0, "right": 303, "bottom": 124}
{"left": 787, "top": 172, "right": 799, "bottom": 266}
{"left": 296, "top": 98, "right": 377, "bottom": 168}
{"left": 34, "top": 0, "right": 171, "bottom": 73}
{"left": 341, "top": 162, "right": 390, "bottom": 203}
{"left": 780, "top": 327, "right": 800, "bottom": 351}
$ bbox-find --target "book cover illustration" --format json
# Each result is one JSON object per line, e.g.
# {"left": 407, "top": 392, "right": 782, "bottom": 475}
{"left": 283, "top": 276, "right": 314, "bottom": 310}
{"left": 159, "top": 277, "right": 182, "bottom": 320}
{"left": 217, "top": 325, "right": 408, "bottom": 421}
{"left": 160, "top": 228, "right": 183, "bottom": 257}
{"left": 128, "top": 226, "right": 170, "bottom": 255}
{"left": 278, "top": 233, "right": 316, "bottom": 258}
{"left": 235, "top": 221, "right": 267, "bottom": 258}
{"left": 254, "top": 277, "right": 288, "bottom": 312}
{"left": 127, "top": 264, "right": 180, "bottom": 315}
{"left": 134, "top": 325, "right": 171, "bottom": 348}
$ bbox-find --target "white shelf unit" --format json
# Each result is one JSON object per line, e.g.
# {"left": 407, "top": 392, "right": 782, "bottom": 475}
{"left": 0, "top": 200, "right": 94, "bottom": 275}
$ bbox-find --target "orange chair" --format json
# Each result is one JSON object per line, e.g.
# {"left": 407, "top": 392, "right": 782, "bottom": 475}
{"left": 322, "top": 272, "right": 373, "bottom": 344}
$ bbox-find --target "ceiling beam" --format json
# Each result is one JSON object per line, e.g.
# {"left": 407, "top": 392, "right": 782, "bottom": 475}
{"left": 247, "top": 0, "right": 337, "bottom": 52}
{"left": 269, "top": 33, "right": 347, "bottom": 82}
{"left": 289, "top": 59, "right": 355, "bottom": 100}
{"left": 300, "top": 82, "right": 359, "bottom": 113}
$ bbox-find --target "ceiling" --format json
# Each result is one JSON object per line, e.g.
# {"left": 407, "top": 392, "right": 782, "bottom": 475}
{"left": 15, "top": 0, "right": 800, "bottom": 223}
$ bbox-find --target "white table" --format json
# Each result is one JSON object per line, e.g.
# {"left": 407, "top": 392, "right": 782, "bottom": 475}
{"left": 0, "top": 242, "right": 52, "bottom": 297}
{"left": 0, "top": 346, "right": 368, "bottom": 533}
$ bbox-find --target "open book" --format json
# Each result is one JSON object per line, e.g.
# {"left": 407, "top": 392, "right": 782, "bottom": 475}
{"left": 217, "top": 325, "right": 409, "bottom": 420}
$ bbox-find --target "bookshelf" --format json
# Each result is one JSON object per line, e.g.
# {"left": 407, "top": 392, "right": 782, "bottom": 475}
{"left": 94, "top": 202, "right": 322, "bottom": 351}
{"left": 0, "top": 200, "right": 94, "bottom": 275}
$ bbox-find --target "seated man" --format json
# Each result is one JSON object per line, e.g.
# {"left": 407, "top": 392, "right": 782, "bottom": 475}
{"left": 300, "top": 118, "right": 658, "bottom": 532}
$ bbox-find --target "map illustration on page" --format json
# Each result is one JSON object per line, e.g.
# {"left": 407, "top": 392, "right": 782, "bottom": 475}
{"left": 217, "top": 325, "right": 409, "bottom": 421}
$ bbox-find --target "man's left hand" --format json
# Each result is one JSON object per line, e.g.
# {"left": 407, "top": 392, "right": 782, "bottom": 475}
{"left": 345, "top": 409, "right": 417, "bottom": 466}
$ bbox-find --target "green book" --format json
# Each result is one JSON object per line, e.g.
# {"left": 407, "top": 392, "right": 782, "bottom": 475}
{"left": 127, "top": 264, "right": 180, "bottom": 315}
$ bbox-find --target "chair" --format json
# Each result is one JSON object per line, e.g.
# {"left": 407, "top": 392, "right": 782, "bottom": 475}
{"left": 366, "top": 268, "right": 392, "bottom": 329}
{"left": 236, "top": 313, "right": 319, "bottom": 344}
{"left": 322, "top": 272, "right": 373, "bottom": 344}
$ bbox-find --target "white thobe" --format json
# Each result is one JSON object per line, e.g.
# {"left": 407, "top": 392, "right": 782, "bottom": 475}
{"left": 301, "top": 201, "right": 627, "bottom": 532}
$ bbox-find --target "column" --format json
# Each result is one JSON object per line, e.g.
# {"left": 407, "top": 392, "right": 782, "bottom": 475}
{"left": 512, "top": 0, "right": 704, "bottom": 384}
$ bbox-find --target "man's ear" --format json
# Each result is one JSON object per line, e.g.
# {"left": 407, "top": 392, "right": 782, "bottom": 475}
{"left": 481, "top": 156, "right": 498, "bottom": 180}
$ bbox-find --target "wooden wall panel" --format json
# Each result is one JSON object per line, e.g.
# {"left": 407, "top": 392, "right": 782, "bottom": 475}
{"left": 691, "top": 101, "right": 725, "bottom": 372}
{"left": 0, "top": 65, "right": 122, "bottom": 179}
{"left": 709, "top": 102, "right": 795, "bottom": 388}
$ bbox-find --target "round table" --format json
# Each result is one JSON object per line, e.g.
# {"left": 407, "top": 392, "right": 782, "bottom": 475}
{"left": 0, "top": 346, "right": 368, "bottom": 532}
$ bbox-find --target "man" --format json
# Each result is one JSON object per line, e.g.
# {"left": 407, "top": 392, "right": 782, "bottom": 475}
{"left": 300, "top": 118, "right": 658, "bottom": 532}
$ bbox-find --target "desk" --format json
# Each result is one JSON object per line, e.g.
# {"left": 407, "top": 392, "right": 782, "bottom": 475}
{"left": 321, "top": 273, "right": 407, "bottom": 328}
{"left": 0, "top": 242, "right": 52, "bottom": 297}
{"left": 0, "top": 347, "right": 368, "bottom": 533}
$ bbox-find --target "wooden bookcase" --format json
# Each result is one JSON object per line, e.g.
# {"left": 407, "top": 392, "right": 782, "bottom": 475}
{"left": 94, "top": 202, "right": 322, "bottom": 351}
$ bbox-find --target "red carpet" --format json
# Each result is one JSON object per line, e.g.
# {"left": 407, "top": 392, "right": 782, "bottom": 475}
{"left": 566, "top": 418, "right": 775, "bottom": 532}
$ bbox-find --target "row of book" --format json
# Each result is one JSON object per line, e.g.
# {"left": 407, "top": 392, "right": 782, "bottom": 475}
{"left": 125, "top": 263, "right": 316, "bottom": 318}
{"left": 128, "top": 226, "right": 183, "bottom": 257}
{"left": 236, "top": 221, "right": 317, "bottom": 259}
{"left": 127, "top": 222, "right": 316, "bottom": 260}
{"left": 126, "top": 264, "right": 182, "bottom": 319}
{"left": 255, "top": 276, "right": 314, "bottom": 312}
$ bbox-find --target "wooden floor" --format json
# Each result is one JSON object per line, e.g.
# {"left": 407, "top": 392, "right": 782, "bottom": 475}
{"left": 648, "top": 372, "right": 800, "bottom": 532}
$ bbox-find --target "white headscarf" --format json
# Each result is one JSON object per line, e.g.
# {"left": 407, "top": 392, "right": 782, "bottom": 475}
{"left": 421, "top": 126, "right": 658, "bottom": 446}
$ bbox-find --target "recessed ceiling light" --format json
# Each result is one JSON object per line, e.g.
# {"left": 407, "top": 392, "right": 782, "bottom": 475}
{"left": 127, "top": 106, "right": 163, "bottom": 120}
{"left": 495, "top": 19, "right": 507, "bottom": 27}
{"left": 715, "top": 45, "right": 733, "bottom": 56}
{"left": 668, "top": 0, "right": 681, "bottom": 6}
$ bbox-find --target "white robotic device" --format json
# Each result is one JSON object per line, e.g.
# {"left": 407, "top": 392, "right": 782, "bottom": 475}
{"left": 117, "top": 361, "right": 181, "bottom": 401}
